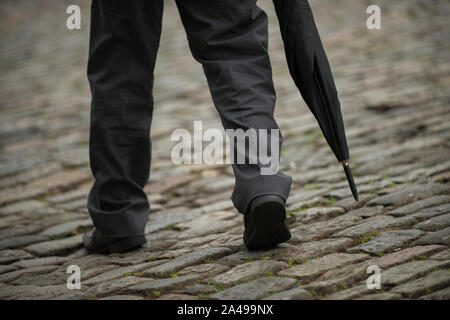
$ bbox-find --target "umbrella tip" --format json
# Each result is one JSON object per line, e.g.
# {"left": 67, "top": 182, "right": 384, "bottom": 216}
{"left": 342, "top": 161, "right": 359, "bottom": 202}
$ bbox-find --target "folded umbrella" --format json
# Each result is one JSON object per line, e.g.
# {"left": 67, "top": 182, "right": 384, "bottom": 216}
{"left": 273, "top": 0, "right": 358, "bottom": 201}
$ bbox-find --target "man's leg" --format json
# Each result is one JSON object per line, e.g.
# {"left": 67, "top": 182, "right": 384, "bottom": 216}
{"left": 87, "top": 0, "right": 163, "bottom": 241}
{"left": 175, "top": 0, "right": 292, "bottom": 215}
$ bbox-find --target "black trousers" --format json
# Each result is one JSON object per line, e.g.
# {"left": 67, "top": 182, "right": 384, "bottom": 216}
{"left": 87, "top": 0, "right": 292, "bottom": 238}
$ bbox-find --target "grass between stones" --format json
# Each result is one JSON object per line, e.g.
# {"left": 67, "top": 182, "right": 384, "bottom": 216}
{"left": 207, "top": 281, "right": 227, "bottom": 292}
{"left": 121, "top": 272, "right": 144, "bottom": 278}
{"left": 354, "top": 231, "right": 380, "bottom": 244}
{"left": 326, "top": 197, "right": 337, "bottom": 205}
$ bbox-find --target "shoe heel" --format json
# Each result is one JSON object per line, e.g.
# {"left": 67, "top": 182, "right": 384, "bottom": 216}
{"left": 108, "top": 235, "right": 147, "bottom": 253}
{"left": 246, "top": 196, "right": 291, "bottom": 250}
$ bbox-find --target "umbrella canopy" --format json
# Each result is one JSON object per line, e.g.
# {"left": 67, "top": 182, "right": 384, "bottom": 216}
{"left": 273, "top": 0, "right": 358, "bottom": 200}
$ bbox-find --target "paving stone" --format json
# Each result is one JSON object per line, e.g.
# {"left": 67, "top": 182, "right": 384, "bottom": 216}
{"left": 431, "top": 172, "right": 450, "bottom": 184}
{"left": 415, "top": 226, "right": 450, "bottom": 246}
{"left": 333, "top": 194, "right": 375, "bottom": 212}
{"left": 55, "top": 199, "right": 88, "bottom": 211}
{"left": 210, "top": 276, "right": 297, "bottom": 300}
{"left": 347, "top": 206, "right": 385, "bottom": 218}
{"left": 418, "top": 286, "right": 450, "bottom": 300}
{"left": 304, "top": 262, "right": 368, "bottom": 295}
{"left": 145, "top": 173, "right": 196, "bottom": 194}
{"left": 293, "top": 207, "right": 345, "bottom": 223}
{"left": 0, "top": 200, "right": 47, "bottom": 216}
{"left": 7, "top": 284, "right": 69, "bottom": 300}
{"left": 355, "top": 292, "right": 401, "bottom": 300}
{"left": 367, "top": 184, "right": 449, "bottom": 207}
{"left": 195, "top": 200, "right": 235, "bottom": 214}
{"left": 170, "top": 234, "right": 219, "bottom": 250}
{"left": 0, "top": 215, "right": 23, "bottom": 230}
{"left": 174, "top": 283, "right": 217, "bottom": 295}
{"left": 210, "top": 260, "right": 286, "bottom": 285}
{"left": 429, "top": 248, "right": 450, "bottom": 261}
{"left": 287, "top": 189, "right": 328, "bottom": 205}
{"left": 392, "top": 269, "right": 450, "bottom": 298}
{"left": 0, "top": 162, "right": 61, "bottom": 189}
{"left": 39, "top": 219, "right": 92, "bottom": 238}
{"left": 414, "top": 213, "right": 450, "bottom": 231}
{"left": 366, "top": 245, "right": 446, "bottom": 269}
{"left": 178, "top": 263, "right": 230, "bottom": 279}
{"left": 47, "top": 187, "right": 90, "bottom": 204}
{"left": 347, "top": 229, "right": 425, "bottom": 254}
{"left": 0, "top": 235, "right": 49, "bottom": 250}
{"left": 26, "top": 169, "right": 91, "bottom": 192}
{"left": 144, "top": 207, "right": 201, "bottom": 234}
{"left": 143, "top": 247, "right": 231, "bottom": 277}
{"left": 323, "top": 284, "right": 370, "bottom": 300}
{"left": 80, "top": 265, "right": 117, "bottom": 282}
{"left": 24, "top": 234, "right": 83, "bottom": 256}
{"left": 83, "top": 261, "right": 163, "bottom": 286}
{"left": 307, "top": 245, "right": 445, "bottom": 294}
{"left": 174, "top": 212, "right": 236, "bottom": 240}
{"left": 157, "top": 293, "right": 197, "bottom": 300}
{"left": 99, "top": 295, "right": 144, "bottom": 300}
{"left": 0, "top": 265, "right": 18, "bottom": 275}
{"left": 107, "top": 250, "right": 166, "bottom": 266}
{"left": 128, "top": 274, "right": 200, "bottom": 295}
{"left": 84, "top": 276, "right": 149, "bottom": 297}
{"left": 204, "top": 233, "right": 244, "bottom": 252}
{"left": 326, "top": 179, "right": 396, "bottom": 199}
{"left": 411, "top": 203, "right": 450, "bottom": 220}
{"left": 0, "top": 265, "right": 59, "bottom": 283}
{"left": 12, "top": 256, "right": 69, "bottom": 268}
{"left": 50, "top": 291, "right": 92, "bottom": 300}
{"left": 290, "top": 215, "right": 362, "bottom": 244}
{"left": 263, "top": 287, "right": 313, "bottom": 300}
{"left": 0, "top": 185, "right": 46, "bottom": 206}
{"left": 0, "top": 225, "right": 42, "bottom": 241}
{"left": 0, "top": 285, "right": 37, "bottom": 299}
{"left": 157, "top": 249, "right": 193, "bottom": 259}
{"left": 381, "top": 259, "right": 450, "bottom": 285}
{"left": 0, "top": 284, "right": 68, "bottom": 300}
{"left": 11, "top": 269, "right": 67, "bottom": 286}
{"left": 333, "top": 216, "right": 418, "bottom": 239}
{"left": 62, "top": 253, "right": 111, "bottom": 270}
{"left": 269, "top": 238, "right": 354, "bottom": 263}
{"left": 286, "top": 197, "right": 327, "bottom": 212}
{"left": 0, "top": 249, "right": 33, "bottom": 264}
{"left": 278, "top": 253, "right": 369, "bottom": 283}
{"left": 388, "top": 195, "right": 450, "bottom": 217}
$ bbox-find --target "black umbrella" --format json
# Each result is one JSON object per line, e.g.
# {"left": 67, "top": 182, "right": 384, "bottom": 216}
{"left": 273, "top": 0, "right": 358, "bottom": 201}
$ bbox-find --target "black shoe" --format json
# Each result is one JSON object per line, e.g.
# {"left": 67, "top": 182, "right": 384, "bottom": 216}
{"left": 243, "top": 195, "right": 291, "bottom": 251}
{"left": 83, "top": 229, "right": 147, "bottom": 254}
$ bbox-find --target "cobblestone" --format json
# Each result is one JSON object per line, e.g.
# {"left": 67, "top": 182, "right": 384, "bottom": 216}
{"left": 347, "top": 230, "right": 425, "bottom": 254}
{"left": 0, "top": 0, "right": 448, "bottom": 300}
{"left": 210, "top": 276, "right": 297, "bottom": 300}
{"left": 415, "top": 227, "right": 450, "bottom": 246}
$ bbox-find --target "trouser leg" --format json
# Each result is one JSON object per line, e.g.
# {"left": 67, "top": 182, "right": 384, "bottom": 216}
{"left": 87, "top": 0, "right": 163, "bottom": 237}
{"left": 176, "top": 0, "right": 292, "bottom": 214}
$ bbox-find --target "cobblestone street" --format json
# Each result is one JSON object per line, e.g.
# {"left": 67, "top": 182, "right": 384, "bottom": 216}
{"left": 0, "top": 0, "right": 449, "bottom": 300}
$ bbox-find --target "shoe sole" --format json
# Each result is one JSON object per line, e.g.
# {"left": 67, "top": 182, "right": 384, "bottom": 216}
{"left": 102, "top": 236, "right": 147, "bottom": 254}
{"left": 245, "top": 196, "right": 291, "bottom": 251}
